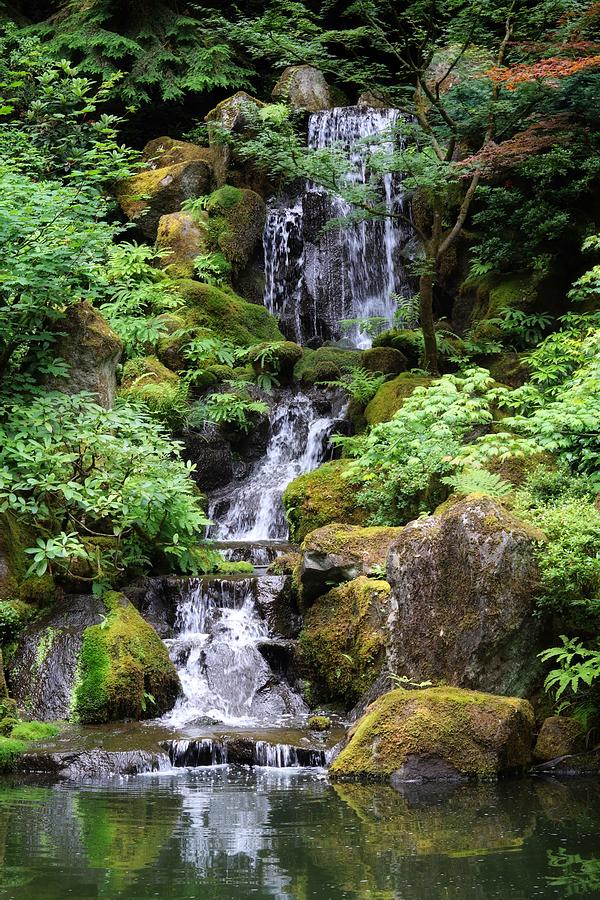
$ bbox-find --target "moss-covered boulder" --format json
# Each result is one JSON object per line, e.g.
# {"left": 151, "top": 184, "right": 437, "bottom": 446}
{"left": 174, "top": 280, "right": 284, "bottom": 347}
{"left": 283, "top": 460, "right": 367, "bottom": 543}
{"left": 272, "top": 65, "right": 331, "bottom": 112}
{"left": 299, "top": 576, "right": 390, "bottom": 708}
{"left": 242, "top": 340, "right": 303, "bottom": 384}
{"left": 297, "top": 523, "right": 402, "bottom": 605}
{"left": 72, "top": 593, "right": 180, "bottom": 724}
{"left": 533, "top": 716, "right": 585, "bottom": 762}
{"left": 156, "top": 211, "right": 207, "bottom": 277}
{"left": 294, "top": 346, "right": 361, "bottom": 383}
{"left": 364, "top": 372, "right": 432, "bottom": 426}
{"left": 45, "top": 301, "right": 122, "bottom": 408}
{"left": 0, "top": 514, "right": 55, "bottom": 605}
{"left": 386, "top": 496, "right": 545, "bottom": 696}
{"left": 142, "top": 136, "right": 215, "bottom": 169}
{"left": 361, "top": 346, "right": 407, "bottom": 375}
{"left": 115, "top": 160, "right": 213, "bottom": 239}
{"left": 330, "top": 687, "right": 535, "bottom": 782}
{"left": 120, "top": 357, "right": 187, "bottom": 427}
{"left": 202, "top": 185, "right": 266, "bottom": 274}
{"left": 373, "top": 329, "right": 423, "bottom": 368}
{"left": 205, "top": 91, "right": 266, "bottom": 185}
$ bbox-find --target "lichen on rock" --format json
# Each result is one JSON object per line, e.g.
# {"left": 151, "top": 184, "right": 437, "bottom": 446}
{"left": 330, "top": 686, "right": 535, "bottom": 781}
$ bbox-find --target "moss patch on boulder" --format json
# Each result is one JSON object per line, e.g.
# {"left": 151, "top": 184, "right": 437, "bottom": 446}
{"left": 0, "top": 514, "right": 55, "bottom": 605}
{"left": 174, "top": 280, "right": 284, "bottom": 347}
{"left": 330, "top": 686, "right": 535, "bottom": 781}
{"left": 72, "top": 592, "right": 180, "bottom": 724}
{"left": 294, "top": 347, "right": 361, "bottom": 384}
{"left": 283, "top": 460, "right": 367, "bottom": 543}
{"left": 365, "top": 373, "right": 432, "bottom": 426}
{"left": 156, "top": 211, "right": 207, "bottom": 277}
{"left": 299, "top": 576, "right": 390, "bottom": 709}
{"left": 120, "top": 359, "right": 187, "bottom": 427}
{"left": 361, "top": 346, "right": 407, "bottom": 375}
{"left": 534, "top": 716, "right": 585, "bottom": 762}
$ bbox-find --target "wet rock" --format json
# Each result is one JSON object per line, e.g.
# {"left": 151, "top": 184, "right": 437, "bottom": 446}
{"left": 155, "top": 210, "right": 207, "bottom": 277}
{"left": 283, "top": 460, "right": 367, "bottom": 543}
{"left": 7, "top": 594, "right": 106, "bottom": 720}
{"left": 386, "top": 496, "right": 544, "bottom": 696}
{"left": 534, "top": 716, "right": 585, "bottom": 762}
{"left": 272, "top": 65, "right": 331, "bottom": 112}
{"left": 115, "top": 160, "right": 214, "bottom": 239}
{"left": 297, "top": 523, "right": 401, "bottom": 604}
{"left": 299, "top": 576, "right": 390, "bottom": 709}
{"left": 20, "top": 748, "right": 169, "bottom": 779}
{"left": 330, "top": 686, "right": 535, "bottom": 782}
{"left": 45, "top": 301, "right": 122, "bottom": 408}
{"left": 254, "top": 575, "right": 301, "bottom": 639}
{"left": 180, "top": 425, "right": 234, "bottom": 491}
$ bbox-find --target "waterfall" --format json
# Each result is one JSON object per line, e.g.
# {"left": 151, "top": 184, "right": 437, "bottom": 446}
{"left": 162, "top": 576, "right": 307, "bottom": 728}
{"left": 209, "top": 389, "right": 345, "bottom": 541}
{"left": 263, "top": 105, "right": 413, "bottom": 347}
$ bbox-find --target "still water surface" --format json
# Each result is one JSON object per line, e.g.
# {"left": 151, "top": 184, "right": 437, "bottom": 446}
{"left": 0, "top": 768, "right": 599, "bottom": 899}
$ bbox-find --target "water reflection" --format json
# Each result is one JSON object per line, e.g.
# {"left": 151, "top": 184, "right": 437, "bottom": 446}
{"left": 0, "top": 771, "right": 598, "bottom": 899}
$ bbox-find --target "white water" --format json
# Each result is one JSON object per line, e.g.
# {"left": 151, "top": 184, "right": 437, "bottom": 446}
{"left": 163, "top": 577, "right": 307, "bottom": 728}
{"left": 209, "top": 390, "right": 345, "bottom": 541}
{"left": 264, "top": 105, "right": 413, "bottom": 346}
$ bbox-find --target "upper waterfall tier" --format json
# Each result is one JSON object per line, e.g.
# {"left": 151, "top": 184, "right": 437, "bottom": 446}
{"left": 264, "top": 106, "right": 413, "bottom": 348}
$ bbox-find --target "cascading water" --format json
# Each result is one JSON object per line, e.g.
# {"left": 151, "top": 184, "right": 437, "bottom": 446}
{"left": 209, "top": 389, "right": 346, "bottom": 541}
{"left": 264, "top": 105, "right": 413, "bottom": 347}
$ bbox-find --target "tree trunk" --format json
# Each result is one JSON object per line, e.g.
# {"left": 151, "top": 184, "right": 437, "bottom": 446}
{"left": 419, "top": 266, "right": 439, "bottom": 376}
{"left": 0, "top": 648, "right": 8, "bottom": 702}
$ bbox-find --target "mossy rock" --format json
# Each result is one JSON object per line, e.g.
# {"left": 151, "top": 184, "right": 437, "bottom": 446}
{"left": 121, "top": 378, "right": 188, "bottom": 428}
{"left": 72, "top": 592, "right": 180, "bottom": 725}
{"left": 361, "top": 347, "right": 407, "bottom": 375}
{"left": 294, "top": 347, "right": 361, "bottom": 382}
{"left": 297, "top": 523, "right": 402, "bottom": 605}
{"left": 487, "top": 351, "right": 530, "bottom": 388}
{"left": 364, "top": 373, "right": 432, "bottom": 426}
{"left": 202, "top": 185, "right": 266, "bottom": 273}
{"left": 156, "top": 211, "right": 207, "bottom": 278}
{"left": 0, "top": 513, "right": 55, "bottom": 605}
{"left": 299, "top": 576, "right": 390, "bottom": 709}
{"left": 468, "top": 274, "right": 539, "bottom": 343}
{"left": 115, "top": 160, "right": 213, "bottom": 239}
{"left": 330, "top": 687, "right": 535, "bottom": 781}
{"left": 121, "top": 356, "right": 179, "bottom": 389}
{"left": 533, "top": 716, "right": 585, "bottom": 762}
{"left": 175, "top": 280, "right": 284, "bottom": 348}
{"left": 307, "top": 715, "right": 332, "bottom": 731}
{"left": 242, "top": 341, "right": 303, "bottom": 383}
{"left": 205, "top": 364, "right": 235, "bottom": 383}
{"left": 283, "top": 460, "right": 367, "bottom": 543}
{"left": 372, "top": 329, "right": 422, "bottom": 368}
{"left": 300, "top": 360, "right": 342, "bottom": 385}
{"left": 142, "top": 137, "right": 215, "bottom": 169}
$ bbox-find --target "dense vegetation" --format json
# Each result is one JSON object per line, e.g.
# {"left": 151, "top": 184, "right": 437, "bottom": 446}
{"left": 0, "top": 0, "right": 599, "bottom": 739}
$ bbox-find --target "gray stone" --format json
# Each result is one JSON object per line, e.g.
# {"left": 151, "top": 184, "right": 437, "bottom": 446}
{"left": 272, "top": 65, "right": 331, "bottom": 112}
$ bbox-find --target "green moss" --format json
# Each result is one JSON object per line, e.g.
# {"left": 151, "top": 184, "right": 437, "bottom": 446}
{"left": 0, "top": 735, "right": 26, "bottom": 771}
{"left": 0, "top": 599, "right": 34, "bottom": 644}
{"left": 35, "top": 626, "right": 58, "bottom": 671}
{"left": 299, "top": 577, "right": 390, "bottom": 709}
{"left": 300, "top": 360, "right": 342, "bottom": 385}
{"left": 120, "top": 378, "right": 188, "bottom": 428}
{"left": 241, "top": 340, "right": 303, "bottom": 382}
{"left": 330, "top": 686, "right": 534, "bottom": 780}
{"left": 175, "top": 280, "right": 283, "bottom": 347}
{"left": 72, "top": 593, "right": 180, "bottom": 725}
{"left": 10, "top": 720, "right": 59, "bottom": 741}
{"left": 364, "top": 373, "right": 432, "bottom": 426}
{"left": 361, "top": 346, "right": 406, "bottom": 375}
{"left": 308, "top": 715, "right": 332, "bottom": 731}
{"left": 294, "top": 346, "right": 362, "bottom": 382}
{"left": 283, "top": 460, "right": 367, "bottom": 543}
{"left": 0, "top": 513, "right": 55, "bottom": 604}
{"left": 121, "top": 356, "right": 179, "bottom": 388}
{"left": 206, "top": 185, "right": 244, "bottom": 211}
{"left": 372, "top": 330, "right": 423, "bottom": 368}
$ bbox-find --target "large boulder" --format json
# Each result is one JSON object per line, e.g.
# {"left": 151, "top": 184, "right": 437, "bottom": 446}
{"left": 115, "top": 160, "right": 214, "bottom": 239}
{"left": 361, "top": 346, "right": 407, "bottom": 376}
{"left": 283, "top": 460, "right": 367, "bottom": 543}
{"left": 364, "top": 372, "right": 432, "bottom": 426}
{"left": 205, "top": 91, "right": 266, "bottom": 185}
{"left": 142, "top": 136, "right": 215, "bottom": 169}
{"left": 299, "top": 576, "right": 390, "bottom": 708}
{"left": 330, "top": 686, "right": 535, "bottom": 782}
{"left": 45, "top": 301, "right": 122, "bottom": 408}
{"left": 156, "top": 211, "right": 207, "bottom": 277}
{"left": 297, "top": 523, "right": 401, "bottom": 604}
{"left": 272, "top": 65, "right": 331, "bottom": 112}
{"left": 202, "top": 185, "right": 266, "bottom": 275}
{"left": 533, "top": 716, "right": 585, "bottom": 762}
{"left": 386, "top": 496, "right": 544, "bottom": 696}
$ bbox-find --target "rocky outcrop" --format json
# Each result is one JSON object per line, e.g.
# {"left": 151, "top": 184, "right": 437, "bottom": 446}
{"left": 297, "top": 523, "right": 402, "bottom": 604}
{"left": 115, "top": 160, "right": 213, "bottom": 239}
{"left": 364, "top": 372, "right": 432, "bottom": 425}
{"left": 386, "top": 496, "right": 544, "bottom": 696}
{"left": 534, "top": 716, "right": 585, "bottom": 762}
{"left": 205, "top": 91, "right": 265, "bottom": 185}
{"left": 46, "top": 302, "right": 122, "bottom": 408}
{"left": 142, "top": 136, "right": 214, "bottom": 169}
{"left": 283, "top": 460, "right": 367, "bottom": 543}
{"left": 330, "top": 686, "right": 535, "bottom": 782}
{"left": 299, "top": 576, "right": 390, "bottom": 708}
{"left": 20, "top": 748, "right": 169, "bottom": 779}
{"left": 272, "top": 65, "right": 331, "bottom": 111}
{"left": 156, "top": 211, "right": 206, "bottom": 277}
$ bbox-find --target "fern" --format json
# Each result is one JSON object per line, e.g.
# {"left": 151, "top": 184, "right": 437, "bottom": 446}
{"left": 328, "top": 367, "right": 386, "bottom": 405}
{"left": 442, "top": 468, "right": 513, "bottom": 499}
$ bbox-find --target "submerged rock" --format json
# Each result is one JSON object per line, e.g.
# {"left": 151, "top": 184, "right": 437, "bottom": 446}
{"left": 386, "top": 496, "right": 544, "bottom": 696}
{"left": 299, "top": 576, "right": 390, "bottom": 709}
{"left": 330, "top": 686, "right": 535, "bottom": 782}
{"left": 272, "top": 65, "right": 331, "bottom": 112}
{"left": 20, "top": 748, "right": 169, "bottom": 779}
{"left": 297, "top": 523, "right": 401, "bottom": 604}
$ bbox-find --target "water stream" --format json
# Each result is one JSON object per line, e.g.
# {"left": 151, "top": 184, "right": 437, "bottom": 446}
{"left": 264, "top": 105, "right": 414, "bottom": 346}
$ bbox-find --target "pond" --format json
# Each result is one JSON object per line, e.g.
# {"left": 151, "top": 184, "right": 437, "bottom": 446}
{"left": 0, "top": 770, "right": 599, "bottom": 899}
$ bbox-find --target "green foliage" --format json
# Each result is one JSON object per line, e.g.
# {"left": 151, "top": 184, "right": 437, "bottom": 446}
{"left": 10, "top": 720, "right": 59, "bottom": 741}
{"left": 499, "top": 308, "right": 553, "bottom": 350}
{"left": 329, "top": 367, "right": 386, "bottom": 405}
{"left": 0, "top": 392, "right": 210, "bottom": 586}
{"left": 0, "top": 735, "right": 26, "bottom": 771}
{"left": 393, "top": 294, "right": 420, "bottom": 330}
{"left": 442, "top": 468, "right": 513, "bottom": 499}
{"left": 0, "top": 602, "right": 21, "bottom": 643}
{"left": 193, "top": 252, "right": 232, "bottom": 287}
{"left": 547, "top": 850, "right": 600, "bottom": 895}
{"left": 540, "top": 636, "right": 600, "bottom": 729}
{"left": 341, "top": 317, "right": 390, "bottom": 340}
{"left": 190, "top": 392, "right": 268, "bottom": 433}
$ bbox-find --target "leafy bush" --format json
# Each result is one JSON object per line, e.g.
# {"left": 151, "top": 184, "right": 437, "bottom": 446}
{"left": 540, "top": 636, "right": 600, "bottom": 730}
{"left": 329, "top": 367, "right": 386, "bottom": 405}
{"left": 190, "top": 392, "right": 268, "bottom": 433}
{"left": 0, "top": 392, "right": 210, "bottom": 588}
{"left": 193, "top": 252, "right": 232, "bottom": 286}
